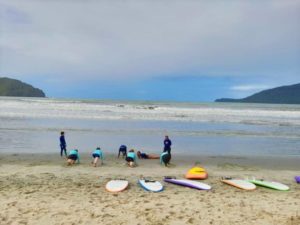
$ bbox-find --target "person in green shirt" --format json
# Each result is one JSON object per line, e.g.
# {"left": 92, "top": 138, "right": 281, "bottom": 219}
{"left": 67, "top": 149, "right": 80, "bottom": 166}
{"left": 92, "top": 147, "right": 104, "bottom": 167}
{"left": 160, "top": 152, "right": 171, "bottom": 167}
{"left": 125, "top": 149, "right": 137, "bottom": 167}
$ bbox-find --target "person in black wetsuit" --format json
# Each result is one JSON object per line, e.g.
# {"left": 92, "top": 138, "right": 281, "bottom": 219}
{"left": 137, "top": 151, "right": 159, "bottom": 159}
{"left": 163, "top": 135, "right": 172, "bottom": 155}
{"left": 60, "top": 131, "right": 67, "bottom": 157}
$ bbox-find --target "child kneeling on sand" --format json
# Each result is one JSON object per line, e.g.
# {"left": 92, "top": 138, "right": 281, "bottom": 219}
{"left": 67, "top": 149, "right": 80, "bottom": 166}
{"left": 125, "top": 149, "right": 137, "bottom": 167}
{"left": 92, "top": 147, "right": 104, "bottom": 167}
{"left": 160, "top": 152, "right": 171, "bottom": 167}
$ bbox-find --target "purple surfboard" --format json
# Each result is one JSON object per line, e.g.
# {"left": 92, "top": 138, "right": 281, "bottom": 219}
{"left": 164, "top": 178, "right": 211, "bottom": 190}
{"left": 295, "top": 176, "right": 300, "bottom": 184}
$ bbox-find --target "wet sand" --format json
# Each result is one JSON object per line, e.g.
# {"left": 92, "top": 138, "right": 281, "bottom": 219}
{"left": 0, "top": 153, "right": 299, "bottom": 225}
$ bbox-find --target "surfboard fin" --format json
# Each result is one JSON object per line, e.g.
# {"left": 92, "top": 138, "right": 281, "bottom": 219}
{"left": 164, "top": 176, "right": 176, "bottom": 179}
{"left": 222, "top": 176, "right": 232, "bottom": 180}
{"left": 145, "top": 179, "right": 156, "bottom": 183}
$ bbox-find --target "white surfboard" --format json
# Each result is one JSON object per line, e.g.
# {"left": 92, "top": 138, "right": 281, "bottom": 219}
{"left": 248, "top": 179, "right": 289, "bottom": 191}
{"left": 138, "top": 179, "right": 164, "bottom": 192}
{"left": 221, "top": 178, "right": 256, "bottom": 190}
{"left": 105, "top": 180, "right": 129, "bottom": 193}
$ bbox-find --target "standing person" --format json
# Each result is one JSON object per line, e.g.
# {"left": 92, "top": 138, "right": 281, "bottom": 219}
{"left": 92, "top": 147, "right": 104, "bottom": 167}
{"left": 125, "top": 149, "right": 137, "bottom": 167}
{"left": 60, "top": 131, "right": 67, "bottom": 157}
{"left": 67, "top": 149, "right": 80, "bottom": 165}
{"left": 163, "top": 135, "right": 172, "bottom": 155}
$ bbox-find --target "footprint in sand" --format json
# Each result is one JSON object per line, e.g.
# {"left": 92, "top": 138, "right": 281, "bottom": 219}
{"left": 7, "top": 201, "right": 17, "bottom": 207}
{"left": 187, "top": 218, "right": 195, "bottom": 224}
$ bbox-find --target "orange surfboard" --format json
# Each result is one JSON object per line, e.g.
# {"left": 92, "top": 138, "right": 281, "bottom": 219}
{"left": 221, "top": 178, "right": 256, "bottom": 190}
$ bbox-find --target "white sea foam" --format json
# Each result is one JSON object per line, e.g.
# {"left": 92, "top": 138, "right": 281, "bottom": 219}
{"left": 1, "top": 97, "right": 300, "bottom": 155}
{"left": 1, "top": 97, "right": 300, "bottom": 126}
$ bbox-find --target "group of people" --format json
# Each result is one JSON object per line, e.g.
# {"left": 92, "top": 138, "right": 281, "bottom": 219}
{"left": 60, "top": 131, "right": 172, "bottom": 167}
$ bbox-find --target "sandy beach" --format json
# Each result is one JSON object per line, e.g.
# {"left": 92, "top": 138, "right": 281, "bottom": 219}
{"left": 0, "top": 153, "right": 299, "bottom": 225}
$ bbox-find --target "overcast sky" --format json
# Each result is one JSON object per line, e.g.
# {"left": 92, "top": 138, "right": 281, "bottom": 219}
{"left": 0, "top": 0, "right": 299, "bottom": 101}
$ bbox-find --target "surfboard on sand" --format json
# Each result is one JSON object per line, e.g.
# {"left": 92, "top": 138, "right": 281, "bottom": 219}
{"left": 248, "top": 179, "right": 289, "bottom": 191}
{"left": 185, "top": 166, "right": 208, "bottom": 180}
{"left": 138, "top": 179, "right": 164, "bottom": 192}
{"left": 164, "top": 176, "right": 211, "bottom": 190}
{"left": 295, "top": 176, "right": 300, "bottom": 184}
{"left": 105, "top": 179, "right": 129, "bottom": 193}
{"left": 221, "top": 177, "right": 256, "bottom": 190}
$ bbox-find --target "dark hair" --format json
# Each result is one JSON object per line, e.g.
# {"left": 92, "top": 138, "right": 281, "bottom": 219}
{"left": 61, "top": 131, "right": 64, "bottom": 135}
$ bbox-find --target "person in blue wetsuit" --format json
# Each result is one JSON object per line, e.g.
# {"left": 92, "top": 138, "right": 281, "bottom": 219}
{"left": 92, "top": 147, "right": 104, "bottom": 167}
{"left": 60, "top": 131, "right": 67, "bottom": 157}
{"left": 118, "top": 145, "right": 127, "bottom": 158}
{"left": 160, "top": 152, "right": 171, "bottom": 167}
{"left": 163, "top": 135, "right": 172, "bottom": 155}
{"left": 67, "top": 149, "right": 80, "bottom": 166}
{"left": 125, "top": 149, "right": 137, "bottom": 167}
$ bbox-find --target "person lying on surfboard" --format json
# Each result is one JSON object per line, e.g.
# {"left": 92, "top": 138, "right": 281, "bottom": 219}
{"left": 160, "top": 152, "right": 171, "bottom": 167}
{"left": 67, "top": 149, "right": 80, "bottom": 166}
{"left": 91, "top": 147, "right": 104, "bottom": 167}
{"left": 137, "top": 151, "right": 159, "bottom": 159}
{"left": 125, "top": 149, "right": 137, "bottom": 167}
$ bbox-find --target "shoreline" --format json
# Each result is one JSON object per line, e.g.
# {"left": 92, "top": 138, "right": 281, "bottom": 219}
{"left": 1, "top": 152, "right": 300, "bottom": 170}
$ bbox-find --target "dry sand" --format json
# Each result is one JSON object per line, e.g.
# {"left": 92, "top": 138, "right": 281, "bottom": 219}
{"left": 0, "top": 153, "right": 299, "bottom": 225}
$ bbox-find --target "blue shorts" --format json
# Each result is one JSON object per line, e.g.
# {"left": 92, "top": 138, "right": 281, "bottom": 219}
{"left": 92, "top": 153, "right": 100, "bottom": 158}
{"left": 125, "top": 157, "right": 134, "bottom": 162}
{"left": 68, "top": 154, "right": 77, "bottom": 161}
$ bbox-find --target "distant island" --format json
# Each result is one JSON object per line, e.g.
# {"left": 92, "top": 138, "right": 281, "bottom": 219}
{"left": 215, "top": 83, "right": 300, "bottom": 104}
{"left": 0, "top": 77, "right": 46, "bottom": 97}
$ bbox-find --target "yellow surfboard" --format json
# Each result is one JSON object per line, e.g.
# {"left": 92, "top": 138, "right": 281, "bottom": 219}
{"left": 185, "top": 166, "right": 208, "bottom": 180}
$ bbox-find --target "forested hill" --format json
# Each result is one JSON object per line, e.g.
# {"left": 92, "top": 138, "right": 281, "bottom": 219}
{"left": 215, "top": 83, "right": 300, "bottom": 104}
{"left": 0, "top": 77, "right": 46, "bottom": 97}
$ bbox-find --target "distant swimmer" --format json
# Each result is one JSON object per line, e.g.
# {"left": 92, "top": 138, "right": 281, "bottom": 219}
{"left": 118, "top": 145, "right": 127, "bottom": 158}
{"left": 67, "top": 149, "right": 80, "bottom": 166}
{"left": 160, "top": 152, "right": 171, "bottom": 167}
{"left": 125, "top": 149, "right": 137, "bottom": 167}
{"left": 137, "top": 151, "right": 159, "bottom": 159}
{"left": 60, "top": 131, "right": 67, "bottom": 157}
{"left": 163, "top": 135, "right": 172, "bottom": 155}
{"left": 92, "top": 147, "right": 104, "bottom": 167}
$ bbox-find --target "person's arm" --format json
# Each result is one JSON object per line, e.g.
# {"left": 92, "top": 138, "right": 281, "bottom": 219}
{"left": 134, "top": 154, "right": 137, "bottom": 163}
{"left": 63, "top": 137, "right": 67, "bottom": 146}
{"left": 100, "top": 151, "right": 104, "bottom": 162}
{"left": 77, "top": 154, "right": 80, "bottom": 164}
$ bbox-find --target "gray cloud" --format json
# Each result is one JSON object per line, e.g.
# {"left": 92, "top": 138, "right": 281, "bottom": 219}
{"left": 0, "top": 0, "right": 299, "bottom": 84}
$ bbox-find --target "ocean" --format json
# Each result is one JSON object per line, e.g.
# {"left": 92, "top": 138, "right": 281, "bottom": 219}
{"left": 1, "top": 96, "right": 300, "bottom": 157}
